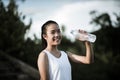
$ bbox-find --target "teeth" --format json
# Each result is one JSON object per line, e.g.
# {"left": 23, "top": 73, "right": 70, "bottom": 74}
{"left": 53, "top": 36, "right": 61, "bottom": 41}
{"left": 55, "top": 39, "right": 59, "bottom": 40}
{"left": 53, "top": 38, "right": 60, "bottom": 41}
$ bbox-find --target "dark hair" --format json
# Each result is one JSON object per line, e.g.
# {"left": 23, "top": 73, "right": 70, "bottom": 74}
{"left": 41, "top": 20, "right": 58, "bottom": 50}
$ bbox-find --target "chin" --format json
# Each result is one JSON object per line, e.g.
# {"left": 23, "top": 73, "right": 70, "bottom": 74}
{"left": 53, "top": 42, "right": 61, "bottom": 45}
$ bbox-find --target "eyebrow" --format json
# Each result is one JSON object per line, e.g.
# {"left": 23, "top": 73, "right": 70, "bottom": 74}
{"left": 50, "top": 29, "right": 60, "bottom": 31}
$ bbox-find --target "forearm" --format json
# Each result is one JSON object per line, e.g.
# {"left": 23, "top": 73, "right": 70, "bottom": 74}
{"left": 85, "top": 41, "right": 94, "bottom": 64}
{"left": 67, "top": 41, "right": 94, "bottom": 64}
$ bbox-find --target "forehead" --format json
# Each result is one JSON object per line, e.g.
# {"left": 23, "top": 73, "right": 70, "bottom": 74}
{"left": 46, "top": 24, "right": 59, "bottom": 31}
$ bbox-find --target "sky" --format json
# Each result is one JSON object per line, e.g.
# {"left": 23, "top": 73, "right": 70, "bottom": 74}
{"left": 3, "top": 0, "right": 120, "bottom": 41}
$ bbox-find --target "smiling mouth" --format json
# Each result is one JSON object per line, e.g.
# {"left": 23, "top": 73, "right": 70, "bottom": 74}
{"left": 53, "top": 37, "right": 61, "bottom": 41}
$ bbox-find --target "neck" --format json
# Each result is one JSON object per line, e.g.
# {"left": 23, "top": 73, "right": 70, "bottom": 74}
{"left": 46, "top": 45, "right": 58, "bottom": 52}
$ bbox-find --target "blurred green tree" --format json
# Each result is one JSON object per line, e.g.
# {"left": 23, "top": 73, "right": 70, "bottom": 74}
{"left": 90, "top": 11, "right": 120, "bottom": 56}
{"left": 0, "top": 0, "right": 32, "bottom": 55}
{"left": 0, "top": 0, "right": 43, "bottom": 68}
{"left": 89, "top": 11, "right": 120, "bottom": 80}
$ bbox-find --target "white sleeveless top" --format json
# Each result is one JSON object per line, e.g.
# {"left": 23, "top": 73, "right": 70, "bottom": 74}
{"left": 44, "top": 50, "right": 71, "bottom": 80}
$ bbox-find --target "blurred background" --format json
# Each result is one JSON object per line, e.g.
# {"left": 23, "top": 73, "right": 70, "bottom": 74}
{"left": 0, "top": 0, "right": 120, "bottom": 80}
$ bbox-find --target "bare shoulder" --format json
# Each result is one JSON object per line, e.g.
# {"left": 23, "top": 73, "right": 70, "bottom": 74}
{"left": 37, "top": 50, "right": 48, "bottom": 64}
{"left": 38, "top": 51, "right": 47, "bottom": 58}
{"left": 65, "top": 51, "right": 72, "bottom": 56}
{"left": 37, "top": 51, "right": 49, "bottom": 80}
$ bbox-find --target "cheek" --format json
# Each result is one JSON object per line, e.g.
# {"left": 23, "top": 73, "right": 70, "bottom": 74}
{"left": 59, "top": 34, "right": 62, "bottom": 39}
{"left": 60, "top": 34, "right": 62, "bottom": 38}
{"left": 47, "top": 35, "right": 54, "bottom": 41}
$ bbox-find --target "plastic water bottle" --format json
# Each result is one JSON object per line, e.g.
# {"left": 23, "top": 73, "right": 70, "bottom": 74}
{"left": 71, "top": 30, "right": 96, "bottom": 43}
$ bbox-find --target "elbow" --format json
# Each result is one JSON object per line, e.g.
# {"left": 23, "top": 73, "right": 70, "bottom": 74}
{"left": 40, "top": 78, "right": 47, "bottom": 80}
{"left": 85, "top": 56, "right": 94, "bottom": 64}
{"left": 85, "top": 59, "right": 94, "bottom": 64}
{"left": 85, "top": 61, "right": 91, "bottom": 64}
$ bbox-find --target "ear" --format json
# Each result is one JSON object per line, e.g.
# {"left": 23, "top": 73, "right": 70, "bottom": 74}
{"left": 43, "top": 34, "right": 47, "bottom": 40}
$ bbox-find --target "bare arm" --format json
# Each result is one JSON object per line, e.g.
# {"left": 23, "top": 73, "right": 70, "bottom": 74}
{"left": 37, "top": 51, "right": 49, "bottom": 80}
{"left": 67, "top": 41, "right": 94, "bottom": 64}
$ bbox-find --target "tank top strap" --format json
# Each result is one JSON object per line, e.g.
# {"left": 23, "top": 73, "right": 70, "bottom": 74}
{"left": 43, "top": 50, "right": 48, "bottom": 54}
{"left": 43, "top": 50, "right": 68, "bottom": 59}
{"left": 43, "top": 50, "right": 51, "bottom": 57}
{"left": 43, "top": 50, "right": 62, "bottom": 59}
{"left": 60, "top": 51, "right": 66, "bottom": 56}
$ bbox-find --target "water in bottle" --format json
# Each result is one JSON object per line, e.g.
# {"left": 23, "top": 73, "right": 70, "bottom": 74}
{"left": 71, "top": 30, "right": 96, "bottom": 43}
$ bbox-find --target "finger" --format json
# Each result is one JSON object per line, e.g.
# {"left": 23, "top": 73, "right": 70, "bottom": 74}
{"left": 78, "top": 29, "right": 84, "bottom": 33}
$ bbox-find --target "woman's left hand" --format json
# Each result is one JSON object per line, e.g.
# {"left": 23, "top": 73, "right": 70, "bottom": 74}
{"left": 78, "top": 29, "right": 88, "bottom": 41}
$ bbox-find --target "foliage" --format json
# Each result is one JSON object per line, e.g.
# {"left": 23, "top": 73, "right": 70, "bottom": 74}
{"left": 90, "top": 11, "right": 120, "bottom": 56}
{"left": 0, "top": 0, "right": 40, "bottom": 68}
{"left": 0, "top": 0, "right": 31, "bottom": 54}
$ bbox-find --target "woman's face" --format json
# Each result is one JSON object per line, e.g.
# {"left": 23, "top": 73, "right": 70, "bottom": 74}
{"left": 44, "top": 23, "right": 62, "bottom": 46}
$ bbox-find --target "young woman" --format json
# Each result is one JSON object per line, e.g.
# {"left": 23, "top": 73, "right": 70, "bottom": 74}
{"left": 37, "top": 20, "right": 94, "bottom": 80}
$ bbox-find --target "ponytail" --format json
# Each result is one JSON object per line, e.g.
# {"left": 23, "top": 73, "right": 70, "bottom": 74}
{"left": 41, "top": 30, "right": 47, "bottom": 50}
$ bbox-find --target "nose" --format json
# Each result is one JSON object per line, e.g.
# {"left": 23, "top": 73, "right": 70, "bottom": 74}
{"left": 55, "top": 32, "right": 60, "bottom": 37}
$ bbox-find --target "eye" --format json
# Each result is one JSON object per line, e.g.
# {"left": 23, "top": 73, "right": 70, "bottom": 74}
{"left": 57, "top": 29, "right": 61, "bottom": 33}
{"left": 51, "top": 30, "right": 55, "bottom": 34}
{"left": 50, "top": 29, "right": 61, "bottom": 34}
